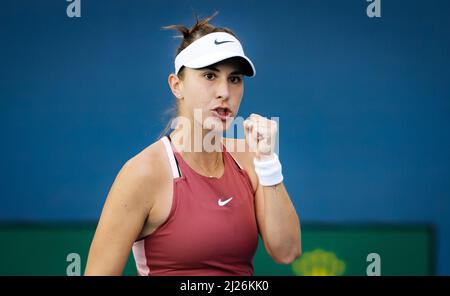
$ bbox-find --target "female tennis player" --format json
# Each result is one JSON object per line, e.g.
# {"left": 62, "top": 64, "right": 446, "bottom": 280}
{"left": 85, "top": 12, "right": 301, "bottom": 276}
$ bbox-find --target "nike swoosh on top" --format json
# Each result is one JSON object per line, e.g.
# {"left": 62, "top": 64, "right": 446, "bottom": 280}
{"left": 218, "top": 197, "right": 233, "bottom": 206}
{"left": 214, "top": 39, "right": 234, "bottom": 45}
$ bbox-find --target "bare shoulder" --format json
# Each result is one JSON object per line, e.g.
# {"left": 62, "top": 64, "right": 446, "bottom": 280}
{"left": 110, "top": 139, "right": 171, "bottom": 211}
{"left": 124, "top": 139, "right": 169, "bottom": 179}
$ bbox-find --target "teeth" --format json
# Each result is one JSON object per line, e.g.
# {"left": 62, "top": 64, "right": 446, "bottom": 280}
{"left": 216, "top": 108, "right": 227, "bottom": 115}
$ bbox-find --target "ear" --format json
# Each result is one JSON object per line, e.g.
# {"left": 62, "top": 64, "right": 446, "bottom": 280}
{"left": 168, "top": 73, "right": 184, "bottom": 99}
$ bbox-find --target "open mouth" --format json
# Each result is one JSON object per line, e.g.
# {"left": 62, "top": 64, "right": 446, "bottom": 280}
{"left": 211, "top": 107, "right": 233, "bottom": 121}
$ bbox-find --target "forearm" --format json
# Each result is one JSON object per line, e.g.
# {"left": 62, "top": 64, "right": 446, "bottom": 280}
{"left": 262, "top": 182, "right": 301, "bottom": 263}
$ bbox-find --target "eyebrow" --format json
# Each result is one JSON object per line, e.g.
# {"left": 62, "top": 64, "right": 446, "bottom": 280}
{"left": 200, "top": 66, "right": 243, "bottom": 75}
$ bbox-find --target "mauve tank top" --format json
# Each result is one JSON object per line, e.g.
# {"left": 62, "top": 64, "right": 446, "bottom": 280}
{"left": 132, "top": 136, "right": 259, "bottom": 275}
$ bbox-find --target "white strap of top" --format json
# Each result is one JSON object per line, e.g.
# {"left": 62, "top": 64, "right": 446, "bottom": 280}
{"left": 161, "top": 136, "right": 181, "bottom": 179}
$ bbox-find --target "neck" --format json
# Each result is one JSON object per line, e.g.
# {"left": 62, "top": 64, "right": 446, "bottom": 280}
{"left": 169, "top": 122, "right": 224, "bottom": 175}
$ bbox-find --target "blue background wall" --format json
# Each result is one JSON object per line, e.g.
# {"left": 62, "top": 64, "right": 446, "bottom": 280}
{"left": 1, "top": 0, "right": 449, "bottom": 274}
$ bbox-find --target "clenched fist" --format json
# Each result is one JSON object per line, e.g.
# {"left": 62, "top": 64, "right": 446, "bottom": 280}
{"left": 243, "top": 113, "right": 278, "bottom": 160}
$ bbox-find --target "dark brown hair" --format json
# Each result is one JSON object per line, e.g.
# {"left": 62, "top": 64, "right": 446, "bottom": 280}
{"left": 159, "top": 12, "right": 238, "bottom": 138}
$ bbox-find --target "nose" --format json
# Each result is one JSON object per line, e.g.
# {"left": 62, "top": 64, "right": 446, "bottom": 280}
{"left": 216, "top": 78, "right": 230, "bottom": 101}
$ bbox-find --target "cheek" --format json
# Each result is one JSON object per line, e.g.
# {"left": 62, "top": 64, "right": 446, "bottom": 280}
{"left": 185, "top": 84, "right": 208, "bottom": 106}
{"left": 231, "top": 88, "right": 244, "bottom": 108}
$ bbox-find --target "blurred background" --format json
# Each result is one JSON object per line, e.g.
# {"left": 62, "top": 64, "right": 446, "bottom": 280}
{"left": 0, "top": 0, "right": 448, "bottom": 275}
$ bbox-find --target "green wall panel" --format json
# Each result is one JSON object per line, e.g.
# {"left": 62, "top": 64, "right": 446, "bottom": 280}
{"left": 0, "top": 223, "right": 434, "bottom": 276}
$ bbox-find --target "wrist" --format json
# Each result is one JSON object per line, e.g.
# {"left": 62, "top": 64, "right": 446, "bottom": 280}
{"left": 253, "top": 153, "right": 283, "bottom": 186}
{"left": 256, "top": 153, "right": 276, "bottom": 162}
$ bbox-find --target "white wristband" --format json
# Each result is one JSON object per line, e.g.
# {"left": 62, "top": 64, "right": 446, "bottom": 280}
{"left": 253, "top": 153, "right": 284, "bottom": 186}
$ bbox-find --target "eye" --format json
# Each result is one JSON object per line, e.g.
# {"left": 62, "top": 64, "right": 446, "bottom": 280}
{"left": 229, "top": 76, "right": 242, "bottom": 84}
{"left": 203, "top": 73, "right": 216, "bottom": 80}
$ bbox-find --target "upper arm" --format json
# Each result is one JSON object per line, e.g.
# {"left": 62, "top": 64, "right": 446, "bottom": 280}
{"left": 84, "top": 156, "right": 160, "bottom": 275}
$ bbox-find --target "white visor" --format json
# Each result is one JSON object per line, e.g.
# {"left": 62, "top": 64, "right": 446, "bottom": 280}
{"left": 174, "top": 32, "right": 255, "bottom": 77}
